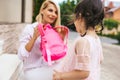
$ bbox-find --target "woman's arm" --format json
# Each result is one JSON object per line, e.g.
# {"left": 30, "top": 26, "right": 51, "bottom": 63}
{"left": 53, "top": 70, "right": 89, "bottom": 80}
{"left": 18, "top": 24, "right": 40, "bottom": 60}
{"left": 25, "top": 26, "right": 40, "bottom": 52}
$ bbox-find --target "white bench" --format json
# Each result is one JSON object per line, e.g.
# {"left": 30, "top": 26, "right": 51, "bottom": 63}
{"left": 0, "top": 54, "right": 22, "bottom": 80}
{"left": 0, "top": 40, "right": 4, "bottom": 55}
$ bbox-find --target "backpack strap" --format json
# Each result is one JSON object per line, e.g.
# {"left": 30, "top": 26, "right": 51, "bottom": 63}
{"left": 64, "top": 26, "right": 69, "bottom": 45}
{"left": 54, "top": 26, "right": 69, "bottom": 45}
{"left": 46, "top": 47, "right": 52, "bottom": 66}
{"left": 54, "top": 26, "right": 69, "bottom": 61}
{"left": 38, "top": 24, "right": 53, "bottom": 66}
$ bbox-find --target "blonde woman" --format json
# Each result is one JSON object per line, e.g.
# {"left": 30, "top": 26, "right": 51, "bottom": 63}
{"left": 18, "top": 0, "right": 66, "bottom": 80}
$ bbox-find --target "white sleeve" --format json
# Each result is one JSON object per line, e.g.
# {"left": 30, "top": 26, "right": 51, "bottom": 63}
{"left": 17, "top": 24, "right": 33, "bottom": 61}
{"left": 74, "top": 38, "right": 91, "bottom": 71}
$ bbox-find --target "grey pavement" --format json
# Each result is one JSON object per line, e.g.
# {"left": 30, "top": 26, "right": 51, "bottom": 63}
{"left": 69, "top": 31, "right": 120, "bottom": 80}
{"left": 101, "top": 43, "right": 120, "bottom": 80}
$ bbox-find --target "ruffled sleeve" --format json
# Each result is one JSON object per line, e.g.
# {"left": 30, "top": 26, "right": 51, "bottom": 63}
{"left": 74, "top": 38, "right": 91, "bottom": 71}
{"left": 17, "top": 24, "right": 33, "bottom": 61}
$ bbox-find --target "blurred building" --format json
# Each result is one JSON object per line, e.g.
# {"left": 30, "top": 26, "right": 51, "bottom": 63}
{"left": 104, "top": 0, "right": 120, "bottom": 21}
{"left": 0, "top": 0, "right": 33, "bottom": 23}
{"left": 105, "top": 7, "right": 120, "bottom": 21}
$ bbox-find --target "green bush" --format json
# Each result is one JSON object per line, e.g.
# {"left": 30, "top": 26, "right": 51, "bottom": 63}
{"left": 60, "top": 0, "right": 80, "bottom": 31}
{"left": 115, "top": 32, "right": 120, "bottom": 44}
{"left": 32, "top": 0, "right": 45, "bottom": 22}
{"left": 104, "top": 18, "right": 119, "bottom": 30}
{"left": 102, "top": 32, "right": 120, "bottom": 44}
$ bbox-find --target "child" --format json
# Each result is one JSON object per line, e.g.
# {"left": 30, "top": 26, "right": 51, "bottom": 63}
{"left": 53, "top": 0, "right": 104, "bottom": 80}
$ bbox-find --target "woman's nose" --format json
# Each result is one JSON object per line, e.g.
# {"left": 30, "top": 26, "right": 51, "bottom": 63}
{"left": 52, "top": 12, "right": 57, "bottom": 18}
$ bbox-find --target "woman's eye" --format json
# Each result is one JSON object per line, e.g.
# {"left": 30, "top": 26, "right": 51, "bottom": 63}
{"left": 48, "top": 9, "right": 57, "bottom": 15}
{"left": 48, "top": 9, "right": 53, "bottom": 12}
{"left": 55, "top": 11, "right": 58, "bottom": 15}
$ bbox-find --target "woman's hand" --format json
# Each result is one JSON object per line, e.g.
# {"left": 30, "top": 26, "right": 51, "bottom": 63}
{"left": 54, "top": 26, "right": 68, "bottom": 40}
{"left": 33, "top": 26, "right": 40, "bottom": 40}
{"left": 53, "top": 70, "right": 63, "bottom": 80}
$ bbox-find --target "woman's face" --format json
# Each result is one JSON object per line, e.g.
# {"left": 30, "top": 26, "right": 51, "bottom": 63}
{"left": 41, "top": 3, "right": 58, "bottom": 24}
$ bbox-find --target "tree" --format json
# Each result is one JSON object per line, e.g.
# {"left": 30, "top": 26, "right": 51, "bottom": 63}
{"left": 60, "top": 0, "right": 81, "bottom": 31}
{"left": 32, "top": 0, "right": 81, "bottom": 31}
{"left": 32, "top": 0, "right": 45, "bottom": 22}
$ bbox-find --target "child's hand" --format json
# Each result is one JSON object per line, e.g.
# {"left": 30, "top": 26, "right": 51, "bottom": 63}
{"left": 53, "top": 70, "right": 62, "bottom": 80}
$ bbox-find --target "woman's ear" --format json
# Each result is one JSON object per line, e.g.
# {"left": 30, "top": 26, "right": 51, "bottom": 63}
{"left": 40, "top": 9, "right": 44, "bottom": 15}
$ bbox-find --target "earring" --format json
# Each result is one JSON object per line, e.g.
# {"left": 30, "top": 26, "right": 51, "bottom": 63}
{"left": 79, "top": 13, "right": 82, "bottom": 17}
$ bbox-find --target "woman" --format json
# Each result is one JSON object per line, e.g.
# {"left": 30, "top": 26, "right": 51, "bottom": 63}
{"left": 18, "top": 0, "right": 66, "bottom": 80}
{"left": 53, "top": 0, "right": 104, "bottom": 80}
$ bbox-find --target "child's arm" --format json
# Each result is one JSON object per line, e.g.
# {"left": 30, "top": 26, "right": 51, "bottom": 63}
{"left": 53, "top": 70, "right": 89, "bottom": 80}
{"left": 53, "top": 38, "right": 90, "bottom": 80}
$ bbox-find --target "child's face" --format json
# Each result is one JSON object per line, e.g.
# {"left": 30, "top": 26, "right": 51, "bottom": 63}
{"left": 74, "top": 18, "right": 86, "bottom": 35}
{"left": 41, "top": 3, "right": 58, "bottom": 24}
{"left": 74, "top": 19, "right": 81, "bottom": 33}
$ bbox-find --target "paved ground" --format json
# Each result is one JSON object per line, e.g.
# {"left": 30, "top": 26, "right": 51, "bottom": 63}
{"left": 69, "top": 31, "right": 120, "bottom": 80}
{"left": 101, "top": 43, "right": 120, "bottom": 80}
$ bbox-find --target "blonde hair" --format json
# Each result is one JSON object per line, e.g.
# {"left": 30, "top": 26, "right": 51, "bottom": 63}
{"left": 36, "top": 0, "right": 61, "bottom": 26}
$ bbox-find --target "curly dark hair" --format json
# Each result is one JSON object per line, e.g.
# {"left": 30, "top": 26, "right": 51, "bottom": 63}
{"left": 74, "top": 0, "right": 104, "bottom": 31}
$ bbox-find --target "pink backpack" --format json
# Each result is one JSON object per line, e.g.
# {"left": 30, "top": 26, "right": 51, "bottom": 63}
{"left": 38, "top": 24, "right": 69, "bottom": 65}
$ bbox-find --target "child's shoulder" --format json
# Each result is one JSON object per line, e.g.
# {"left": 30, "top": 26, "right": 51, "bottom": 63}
{"left": 74, "top": 36, "right": 90, "bottom": 46}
